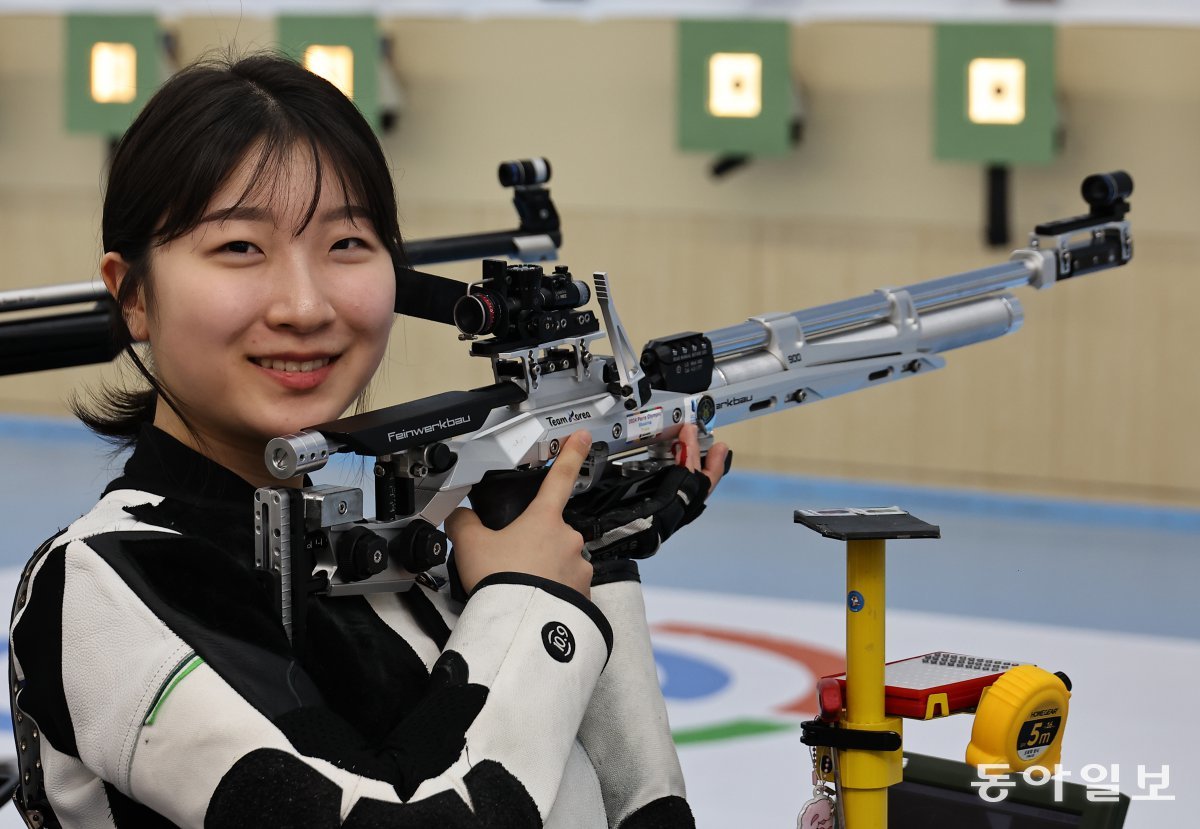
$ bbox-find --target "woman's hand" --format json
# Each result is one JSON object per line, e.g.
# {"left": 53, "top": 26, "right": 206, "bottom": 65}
{"left": 559, "top": 424, "right": 731, "bottom": 566}
{"left": 446, "top": 431, "right": 595, "bottom": 599}
{"left": 672, "top": 423, "right": 730, "bottom": 493}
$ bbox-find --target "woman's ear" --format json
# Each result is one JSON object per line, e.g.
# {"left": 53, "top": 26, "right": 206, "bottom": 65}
{"left": 100, "top": 252, "right": 149, "bottom": 342}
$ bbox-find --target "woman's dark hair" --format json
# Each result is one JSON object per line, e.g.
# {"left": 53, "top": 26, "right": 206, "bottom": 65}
{"left": 74, "top": 52, "right": 404, "bottom": 446}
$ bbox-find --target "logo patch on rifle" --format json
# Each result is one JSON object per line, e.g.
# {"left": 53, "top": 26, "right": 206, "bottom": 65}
{"left": 542, "top": 622, "right": 576, "bottom": 663}
{"left": 387, "top": 415, "right": 472, "bottom": 444}
{"left": 545, "top": 410, "right": 593, "bottom": 427}
{"left": 625, "top": 407, "right": 664, "bottom": 443}
{"left": 716, "top": 395, "right": 752, "bottom": 410}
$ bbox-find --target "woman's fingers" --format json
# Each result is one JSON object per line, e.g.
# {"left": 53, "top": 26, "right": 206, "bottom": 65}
{"left": 444, "top": 506, "right": 483, "bottom": 543}
{"left": 675, "top": 423, "right": 728, "bottom": 492}
{"left": 532, "top": 431, "right": 593, "bottom": 511}
{"left": 701, "top": 441, "right": 730, "bottom": 493}
{"left": 446, "top": 433, "right": 594, "bottom": 598}
{"left": 674, "top": 424, "right": 698, "bottom": 471}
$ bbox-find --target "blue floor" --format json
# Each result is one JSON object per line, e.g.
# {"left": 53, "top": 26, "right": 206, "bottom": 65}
{"left": 4, "top": 415, "right": 1199, "bottom": 640}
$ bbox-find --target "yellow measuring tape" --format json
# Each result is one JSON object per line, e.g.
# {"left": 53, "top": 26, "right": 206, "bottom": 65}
{"left": 966, "top": 665, "right": 1071, "bottom": 772}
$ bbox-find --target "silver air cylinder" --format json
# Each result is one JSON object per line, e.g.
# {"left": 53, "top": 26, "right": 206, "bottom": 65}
{"left": 807, "top": 294, "right": 1024, "bottom": 355}
{"left": 712, "top": 351, "right": 784, "bottom": 388}
{"left": 915, "top": 294, "right": 1024, "bottom": 353}
{"left": 709, "top": 294, "right": 1024, "bottom": 389}
{"left": 706, "top": 260, "right": 1036, "bottom": 361}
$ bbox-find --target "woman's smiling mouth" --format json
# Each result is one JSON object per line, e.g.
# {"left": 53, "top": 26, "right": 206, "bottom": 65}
{"left": 250, "top": 355, "right": 335, "bottom": 373}
{"left": 250, "top": 354, "right": 340, "bottom": 389}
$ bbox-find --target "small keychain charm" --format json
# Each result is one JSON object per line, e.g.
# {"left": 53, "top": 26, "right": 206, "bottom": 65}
{"left": 797, "top": 792, "right": 834, "bottom": 829}
{"left": 797, "top": 758, "right": 838, "bottom": 828}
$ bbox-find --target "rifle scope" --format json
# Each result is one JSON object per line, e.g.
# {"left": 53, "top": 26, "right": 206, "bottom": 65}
{"left": 454, "top": 260, "right": 591, "bottom": 340}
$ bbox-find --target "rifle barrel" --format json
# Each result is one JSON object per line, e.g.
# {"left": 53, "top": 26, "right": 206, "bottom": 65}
{"left": 0, "top": 281, "right": 107, "bottom": 312}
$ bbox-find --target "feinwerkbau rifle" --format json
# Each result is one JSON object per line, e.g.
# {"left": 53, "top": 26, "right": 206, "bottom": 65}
{"left": 254, "top": 165, "right": 1133, "bottom": 645}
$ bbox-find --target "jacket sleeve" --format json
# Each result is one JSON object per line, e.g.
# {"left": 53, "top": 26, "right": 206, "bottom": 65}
{"left": 10, "top": 531, "right": 611, "bottom": 829}
{"left": 576, "top": 569, "right": 695, "bottom": 829}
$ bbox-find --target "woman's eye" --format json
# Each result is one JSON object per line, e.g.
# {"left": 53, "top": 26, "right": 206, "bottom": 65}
{"left": 221, "top": 240, "right": 261, "bottom": 255}
{"left": 331, "top": 237, "right": 369, "bottom": 251}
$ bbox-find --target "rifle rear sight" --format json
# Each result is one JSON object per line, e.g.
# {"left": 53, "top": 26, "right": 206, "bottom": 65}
{"left": 453, "top": 259, "right": 597, "bottom": 355}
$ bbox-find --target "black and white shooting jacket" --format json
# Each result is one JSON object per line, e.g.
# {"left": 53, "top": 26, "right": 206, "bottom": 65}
{"left": 10, "top": 426, "right": 692, "bottom": 828}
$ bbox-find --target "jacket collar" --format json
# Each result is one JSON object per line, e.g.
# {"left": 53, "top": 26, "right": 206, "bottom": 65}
{"left": 104, "top": 424, "right": 258, "bottom": 510}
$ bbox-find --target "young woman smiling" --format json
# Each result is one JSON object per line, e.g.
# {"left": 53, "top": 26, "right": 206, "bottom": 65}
{"left": 9, "top": 54, "right": 727, "bottom": 829}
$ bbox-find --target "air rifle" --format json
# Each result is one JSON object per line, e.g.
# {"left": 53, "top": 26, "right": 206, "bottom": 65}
{"left": 256, "top": 170, "right": 1134, "bottom": 645}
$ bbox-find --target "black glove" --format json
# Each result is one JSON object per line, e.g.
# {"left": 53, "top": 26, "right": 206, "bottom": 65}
{"left": 563, "top": 463, "right": 713, "bottom": 582}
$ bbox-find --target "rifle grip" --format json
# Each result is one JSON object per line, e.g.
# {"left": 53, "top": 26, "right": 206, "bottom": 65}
{"left": 448, "top": 468, "right": 550, "bottom": 604}
{"left": 469, "top": 468, "right": 550, "bottom": 530}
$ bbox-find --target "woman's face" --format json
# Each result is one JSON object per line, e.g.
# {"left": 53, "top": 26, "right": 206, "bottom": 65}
{"left": 121, "top": 148, "right": 395, "bottom": 459}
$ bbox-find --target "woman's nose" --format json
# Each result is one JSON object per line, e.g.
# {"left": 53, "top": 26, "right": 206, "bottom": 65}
{"left": 264, "top": 255, "right": 336, "bottom": 333}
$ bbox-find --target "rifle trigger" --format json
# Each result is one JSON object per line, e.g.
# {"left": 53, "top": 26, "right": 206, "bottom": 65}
{"left": 573, "top": 440, "right": 610, "bottom": 496}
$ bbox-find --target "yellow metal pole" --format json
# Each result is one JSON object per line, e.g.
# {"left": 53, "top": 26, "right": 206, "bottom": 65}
{"left": 846, "top": 538, "right": 886, "bottom": 720}
{"left": 841, "top": 538, "right": 903, "bottom": 827}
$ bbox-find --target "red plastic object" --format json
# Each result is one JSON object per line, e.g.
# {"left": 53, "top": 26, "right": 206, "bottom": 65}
{"left": 817, "top": 676, "right": 843, "bottom": 721}
{"left": 823, "top": 651, "right": 1023, "bottom": 720}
